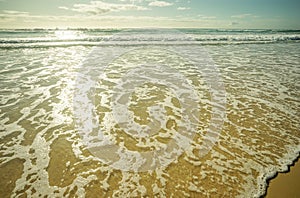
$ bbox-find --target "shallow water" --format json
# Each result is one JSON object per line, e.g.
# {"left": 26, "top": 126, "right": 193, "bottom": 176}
{"left": 0, "top": 29, "right": 299, "bottom": 197}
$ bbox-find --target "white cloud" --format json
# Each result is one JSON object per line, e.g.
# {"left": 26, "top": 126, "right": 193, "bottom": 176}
{"left": 58, "top": 6, "right": 69, "bottom": 10}
{"left": 231, "top": 14, "right": 258, "bottom": 19}
{"left": 60, "top": 1, "right": 149, "bottom": 15}
{"left": 119, "top": 0, "right": 144, "bottom": 3}
{"left": 177, "top": 7, "right": 190, "bottom": 10}
{"left": 197, "top": 15, "right": 216, "bottom": 20}
{"left": 148, "top": 1, "right": 173, "bottom": 7}
{"left": 2, "top": 10, "right": 29, "bottom": 15}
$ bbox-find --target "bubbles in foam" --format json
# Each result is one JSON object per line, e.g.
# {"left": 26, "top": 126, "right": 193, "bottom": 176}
{"left": 73, "top": 29, "right": 226, "bottom": 172}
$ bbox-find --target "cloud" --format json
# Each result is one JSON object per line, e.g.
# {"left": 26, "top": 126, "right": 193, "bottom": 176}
{"left": 59, "top": 1, "right": 149, "bottom": 15}
{"left": 231, "top": 13, "right": 258, "bottom": 19}
{"left": 2, "top": 10, "right": 29, "bottom": 16}
{"left": 58, "top": 6, "right": 69, "bottom": 10}
{"left": 119, "top": 0, "right": 144, "bottom": 3}
{"left": 0, "top": 10, "right": 29, "bottom": 20}
{"left": 148, "top": 1, "right": 173, "bottom": 7}
{"left": 197, "top": 15, "right": 216, "bottom": 20}
{"left": 177, "top": 7, "right": 190, "bottom": 10}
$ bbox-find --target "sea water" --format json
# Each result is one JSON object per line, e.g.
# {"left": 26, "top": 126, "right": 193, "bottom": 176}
{"left": 0, "top": 29, "right": 299, "bottom": 197}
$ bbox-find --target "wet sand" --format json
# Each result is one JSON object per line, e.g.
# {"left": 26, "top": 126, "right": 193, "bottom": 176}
{"left": 266, "top": 156, "right": 300, "bottom": 198}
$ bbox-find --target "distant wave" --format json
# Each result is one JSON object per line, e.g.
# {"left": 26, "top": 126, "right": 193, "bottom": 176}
{"left": 193, "top": 35, "right": 300, "bottom": 42}
{"left": 0, "top": 28, "right": 299, "bottom": 48}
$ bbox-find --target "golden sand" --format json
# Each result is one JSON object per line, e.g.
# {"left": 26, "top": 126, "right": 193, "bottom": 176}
{"left": 266, "top": 157, "right": 300, "bottom": 198}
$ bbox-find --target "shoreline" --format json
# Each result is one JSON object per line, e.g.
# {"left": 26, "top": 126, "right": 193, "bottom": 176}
{"left": 265, "top": 154, "right": 300, "bottom": 197}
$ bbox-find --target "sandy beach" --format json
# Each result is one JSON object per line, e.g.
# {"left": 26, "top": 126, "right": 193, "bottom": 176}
{"left": 266, "top": 157, "right": 300, "bottom": 198}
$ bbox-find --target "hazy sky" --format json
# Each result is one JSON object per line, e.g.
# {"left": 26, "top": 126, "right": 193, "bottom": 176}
{"left": 0, "top": 0, "right": 299, "bottom": 29}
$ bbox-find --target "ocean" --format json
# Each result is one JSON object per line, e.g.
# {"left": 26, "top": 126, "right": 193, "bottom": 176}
{"left": 0, "top": 28, "right": 299, "bottom": 197}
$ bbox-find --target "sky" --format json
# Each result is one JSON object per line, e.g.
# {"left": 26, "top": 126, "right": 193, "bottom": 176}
{"left": 0, "top": 0, "right": 299, "bottom": 29}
